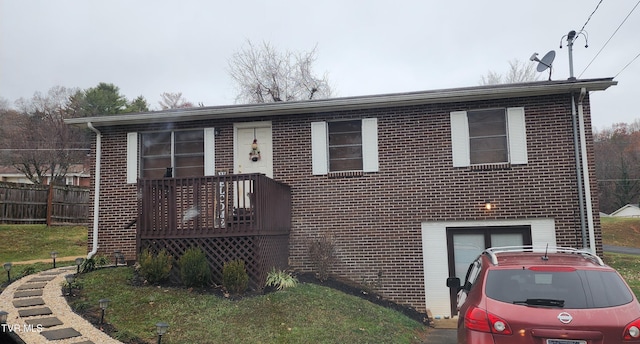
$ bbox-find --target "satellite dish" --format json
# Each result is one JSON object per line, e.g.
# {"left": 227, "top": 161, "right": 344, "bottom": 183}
{"left": 529, "top": 50, "right": 556, "bottom": 80}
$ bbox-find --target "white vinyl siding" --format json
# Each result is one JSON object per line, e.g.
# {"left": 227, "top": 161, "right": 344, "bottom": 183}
{"left": 311, "top": 119, "right": 379, "bottom": 175}
{"left": 450, "top": 107, "right": 527, "bottom": 167}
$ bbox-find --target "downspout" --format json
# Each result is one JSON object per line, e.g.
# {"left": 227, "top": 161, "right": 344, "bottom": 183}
{"left": 572, "top": 93, "right": 587, "bottom": 248}
{"left": 577, "top": 87, "right": 597, "bottom": 253}
{"left": 87, "top": 122, "right": 101, "bottom": 259}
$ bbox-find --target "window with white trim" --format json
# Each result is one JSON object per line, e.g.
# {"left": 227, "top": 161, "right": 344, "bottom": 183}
{"left": 451, "top": 107, "right": 527, "bottom": 167}
{"left": 468, "top": 109, "right": 507, "bottom": 164}
{"left": 328, "top": 120, "right": 363, "bottom": 171}
{"left": 311, "top": 118, "right": 378, "bottom": 175}
{"left": 127, "top": 128, "right": 215, "bottom": 183}
{"left": 140, "top": 130, "right": 204, "bottom": 178}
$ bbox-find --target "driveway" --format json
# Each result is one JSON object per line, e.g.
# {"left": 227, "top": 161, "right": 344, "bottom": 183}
{"left": 603, "top": 245, "right": 640, "bottom": 255}
{"left": 424, "top": 328, "right": 456, "bottom": 343}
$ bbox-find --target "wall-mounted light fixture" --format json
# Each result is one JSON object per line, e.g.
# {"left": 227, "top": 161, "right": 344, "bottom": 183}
{"left": 484, "top": 201, "right": 494, "bottom": 211}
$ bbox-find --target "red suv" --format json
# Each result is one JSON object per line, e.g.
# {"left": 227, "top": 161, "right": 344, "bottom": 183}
{"left": 446, "top": 246, "right": 640, "bottom": 343}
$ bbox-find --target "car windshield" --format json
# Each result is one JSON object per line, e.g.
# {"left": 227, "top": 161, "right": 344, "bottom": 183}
{"left": 485, "top": 268, "right": 634, "bottom": 309}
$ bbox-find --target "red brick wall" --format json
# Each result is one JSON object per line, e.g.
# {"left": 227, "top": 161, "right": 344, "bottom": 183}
{"left": 86, "top": 93, "right": 601, "bottom": 314}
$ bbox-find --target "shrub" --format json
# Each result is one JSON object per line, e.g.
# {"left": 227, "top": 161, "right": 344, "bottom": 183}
{"left": 308, "top": 233, "right": 336, "bottom": 281}
{"left": 179, "top": 248, "right": 212, "bottom": 288}
{"left": 265, "top": 268, "right": 298, "bottom": 291}
{"left": 223, "top": 259, "right": 248, "bottom": 295}
{"left": 80, "top": 255, "right": 110, "bottom": 273}
{"left": 138, "top": 249, "right": 173, "bottom": 284}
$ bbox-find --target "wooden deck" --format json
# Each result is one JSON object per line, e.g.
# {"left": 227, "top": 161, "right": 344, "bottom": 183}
{"left": 136, "top": 173, "right": 291, "bottom": 288}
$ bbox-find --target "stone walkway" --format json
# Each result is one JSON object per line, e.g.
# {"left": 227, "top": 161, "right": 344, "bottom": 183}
{"left": 0, "top": 266, "right": 121, "bottom": 344}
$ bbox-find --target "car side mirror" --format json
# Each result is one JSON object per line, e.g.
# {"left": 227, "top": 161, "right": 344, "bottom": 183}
{"left": 446, "top": 277, "right": 461, "bottom": 290}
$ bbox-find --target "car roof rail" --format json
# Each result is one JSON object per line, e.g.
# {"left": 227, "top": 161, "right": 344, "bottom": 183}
{"left": 482, "top": 245, "right": 605, "bottom": 266}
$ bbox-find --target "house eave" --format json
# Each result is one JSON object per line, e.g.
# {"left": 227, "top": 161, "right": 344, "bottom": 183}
{"left": 65, "top": 78, "right": 616, "bottom": 128}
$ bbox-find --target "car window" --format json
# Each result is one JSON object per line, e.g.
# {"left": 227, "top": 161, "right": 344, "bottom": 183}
{"left": 485, "top": 269, "right": 633, "bottom": 309}
{"left": 463, "top": 259, "right": 482, "bottom": 290}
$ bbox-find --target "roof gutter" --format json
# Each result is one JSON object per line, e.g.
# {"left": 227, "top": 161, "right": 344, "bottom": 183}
{"left": 65, "top": 78, "right": 616, "bottom": 128}
{"left": 86, "top": 122, "right": 101, "bottom": 259}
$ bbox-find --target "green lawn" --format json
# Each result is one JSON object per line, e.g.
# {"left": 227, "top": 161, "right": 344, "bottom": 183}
{"left": 4, "top": 220, "right": 640, "bottom": 343}
{"left": 70, "top": 268, "right": 427, "bottom": 344}
{"left": 601, "top": 217, "right": 640, "bottom": 248}
{"left": 604, "top": 252, "right": 640, "bottom": 296}
{"left": 0, "top": 224, "right": 87, "bottom": 263}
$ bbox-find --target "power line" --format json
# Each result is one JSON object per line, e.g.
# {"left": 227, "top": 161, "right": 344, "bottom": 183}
{"left": 614, "top": 51, "right": 640, "bottom": 78}
{"left": 579, "top": 0, "right": 640, "bottom": 78}
{"left": 580, "top": 0, "right": 604, "bottom": 33}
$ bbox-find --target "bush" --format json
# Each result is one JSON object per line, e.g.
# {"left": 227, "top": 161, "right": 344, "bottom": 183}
{"left": 138, "top": 249, "right": 173, "bottom": 284}
{"left": 308, "top": 233, "right": 336, "bottom": 281}
{"left": 265, "top": 268, "right": 298, "bottom": 291}
{"left": 223, "top": 259, "right": 248, "bottom": 295}
{"left": 80, "top": 255, "right": 109, "bottom": 273}
{"left": 179, "top": 248, "right": 212, "bottom": 288}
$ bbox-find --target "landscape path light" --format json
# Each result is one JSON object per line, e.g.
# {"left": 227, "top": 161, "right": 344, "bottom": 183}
{"left": 99, "top": 298, "right": 110, "bottom": 324}
{"left": 75, "top": 257, "right": 84, "bottom": 273}
{"left": 50, "top": 251, "right": 58, "bottom": 268}
{"left": 156, "top": 322, "right": 169, "bottom": 344}
{"left": 64, "top": 274, "right": 75, "bottom": 295}
{"left": 3, "top": 262, "right": 11, "bottom": 282}
{"left": 113, "top": 251, "right": 121, "bottom": 266}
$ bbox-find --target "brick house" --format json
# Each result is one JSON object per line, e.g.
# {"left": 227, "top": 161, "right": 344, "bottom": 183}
{"left": 66, "top": 78, "right": 615, "bottom": 318}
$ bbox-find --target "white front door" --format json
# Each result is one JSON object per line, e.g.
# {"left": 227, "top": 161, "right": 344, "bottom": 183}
{"left": 234, "top": 122, "right": 273, "bottom": 177}
{"left": 233, "top": 122, "right": 273, "bottom": 208}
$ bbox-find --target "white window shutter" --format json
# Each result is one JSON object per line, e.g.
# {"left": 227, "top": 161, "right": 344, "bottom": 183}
{"left": 311, "top": 122, "right": 328, "bottom": 175}
{"left": 362, "top": 118, "right": 379, "bottom": 172}
{"left": 450, "top": 111, "right": 470, "bottom": 167}
{"left": 204, "top": 128, "right": 216, "bottom": 176}
{"left": 126, "top": 132, "right": 138, "bottom": 183}
{"left": 507, "top": 107, "right": 528, "bottom": 165}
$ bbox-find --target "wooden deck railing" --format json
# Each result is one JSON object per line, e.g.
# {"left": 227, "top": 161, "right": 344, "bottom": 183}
{"left": 137, "top": 174, "right": 291, "bottom": 239}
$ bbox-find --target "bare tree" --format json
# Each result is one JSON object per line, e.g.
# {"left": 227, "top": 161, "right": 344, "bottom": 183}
{"left": 158, "top": 92, "right": 193, "bottom": 110}
{"left": 228, "top": 41, "right": 332, "bottom": 103}
{"left": 0, "top": 86, "right": 89, "bottom": 184}
{"left": 480, "top": 59, "right": 540, "bottom": 85}
{"left": 594, "top": 122, "right": 640, "bottom": 213}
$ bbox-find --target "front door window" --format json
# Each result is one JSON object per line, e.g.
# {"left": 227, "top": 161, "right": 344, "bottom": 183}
{"left": 446, "top": 226, "right": 531, "bottom": 316}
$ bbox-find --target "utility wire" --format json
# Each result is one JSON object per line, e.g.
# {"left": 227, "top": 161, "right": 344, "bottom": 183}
{"left": 580, "top": 0, "right": 604, "bottom": 33}
{"left": 579, "top": 0, "right": 640, "bottom": 78}
{"left": 614, "top": 51, "right": 640, "bottom": 78}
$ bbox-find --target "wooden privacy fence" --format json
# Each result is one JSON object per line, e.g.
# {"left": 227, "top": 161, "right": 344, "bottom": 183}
{"left": 0, "top": 182, "right": 90, "bottom": 225}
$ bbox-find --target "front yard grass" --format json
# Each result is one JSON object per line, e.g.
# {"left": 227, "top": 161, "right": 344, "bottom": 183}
{"left": 0, "top": 224, "right": 87, "bottom": 262}
{"left": 604, "top": 252, "right": 640, "bottom": 296}
{"left": 69, "top": 267, "right": 427, "bottom": 344}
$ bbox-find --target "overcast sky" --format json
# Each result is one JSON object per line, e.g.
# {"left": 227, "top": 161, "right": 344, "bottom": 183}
{"left": 1, "top": 0, "right": 638, "bottom": 129}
